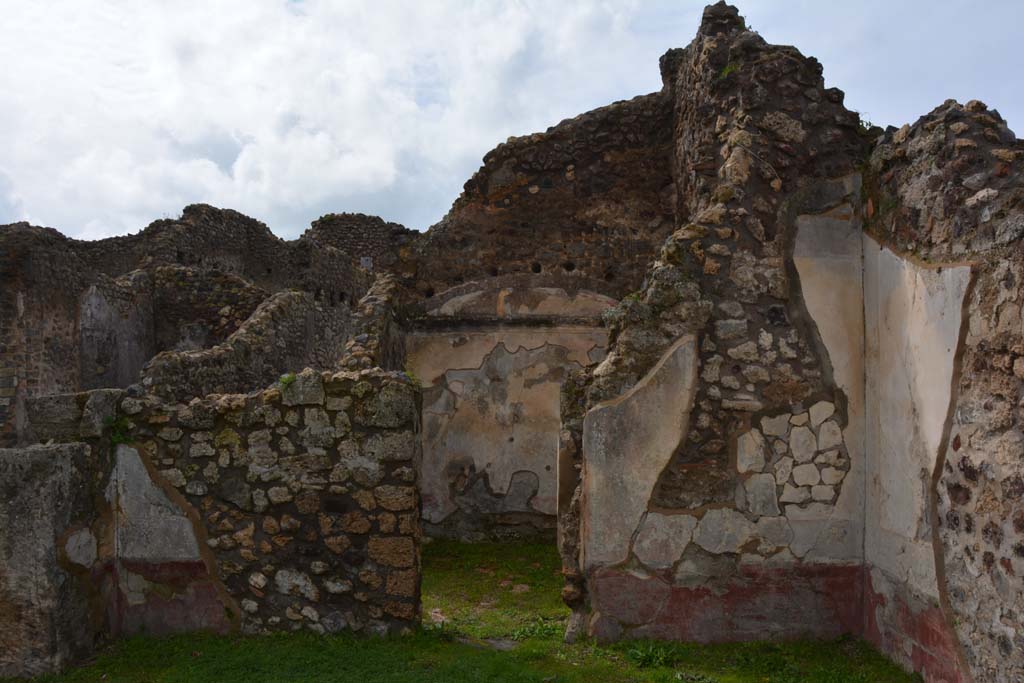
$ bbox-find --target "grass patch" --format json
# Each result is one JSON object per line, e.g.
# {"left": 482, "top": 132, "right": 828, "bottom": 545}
{"left": 13, "top": 540, "right": 921, "bottom": 683}
{"left": 103, "top": 415, "right": 133, "bottom": 445}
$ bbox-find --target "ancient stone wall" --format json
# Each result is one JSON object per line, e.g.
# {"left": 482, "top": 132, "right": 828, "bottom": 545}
{"left": 2, "top": 4, "right": 1022, "bottom": 682}
{"left": 0, "top": 443, "right": 106, "bottom": 678}
{"left": 403, "top": 91, "right": 677, "bottom": 300}
{"left": 77, "top": 266, "right": 268, "bottom": 393}
{"left": 2, "top": 386, "right": 235, "bottom": 678}
{"left": 0, "top": 204, "right": 372, "bottom": 446}
{"left": 866, "top": 98, "right": 1024, "bottom": 683}
{"left": 561, "top": 1, "right": 869, "bottom": 645}
{"left": 3, "top": 366, "right": 421, "bottom": 676}
{"left": 121, "top": 367, "right": 422, "bottom": 636}
{"left": 141, "top": 290, "right": 356, "bottom": 403}
{"left": 305, "top": 213, "right": 418, "bottom": 274}
{"left": 340, "top": 272, "right": 408, "bottom": 373}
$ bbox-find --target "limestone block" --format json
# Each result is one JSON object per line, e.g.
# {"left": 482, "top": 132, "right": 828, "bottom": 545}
{"left": 792, "top": 463, "right": 821, "bottom": 487}
{"left": 633, "top": 513, "right": 698, "bottom": 568}
{"left": 789, "top": 426, "right": 816, "bottom": 463}
{"left": 744, "top": 473, "right": 780, "bottom": 517}
{"left": 281, "top": 369, "right": 325, "bottom": 406}
{"left": 736, "top": 429, "right": 767, "bottom": 473}
{"left": 809, "top": 401, "right": 835, "bottom": 427}
{"left": 761, "top": 413, "right": 791, "bottom": 438}
{"left": 779, "top": 484, "right": 811, "bottom": 504}
{"left": 693, "top": 508, "right": 754, "bottom": 554}
{"left": 774, "top": 457, "right": 794, "bottom": 483}
{"left": 817, "top": 420, "right": 843, "bottom": 450}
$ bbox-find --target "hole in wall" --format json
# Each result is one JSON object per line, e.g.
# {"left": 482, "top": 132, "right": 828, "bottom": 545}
{"left": 423, "top": 287, "right": 435, "bottom": 299}
{"left": 531, "top": 262, "right": 542, "bottom": 273}
{"left": 489, "top": 267, "right": 499, "bottom": 277}
{"left": 562, "top": 261, "right": 576, "bottom": 272}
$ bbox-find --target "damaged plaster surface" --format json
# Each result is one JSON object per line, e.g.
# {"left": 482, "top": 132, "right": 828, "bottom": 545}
{"left": 582, "top": 335, "right": 698, "bottom": 570}
{"left": 863, "top": 236, "right": 972, "bottom": 679}
{"left": 427, "top": 285, "right": 618, "bottom": 319}
{"left": 106, "top": 445, "right": 203, "bottom": 564}
{"left": 0, "top": 444, "right": 96, "bottom": 678}
{"left": 408, "top": 327, "right": 607, "bottom": 538}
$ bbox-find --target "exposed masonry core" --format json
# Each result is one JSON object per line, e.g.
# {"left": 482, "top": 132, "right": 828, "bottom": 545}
{"left": 1, "top": 3, "right": 1023, "bottom": 682}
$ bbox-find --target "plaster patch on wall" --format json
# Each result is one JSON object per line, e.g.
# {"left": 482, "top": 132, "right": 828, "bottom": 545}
{"left": 105, "top": 445, "right": 202, "bottom": 563}
{"left": 792, "top": 203, "right": 865, "bottom": 563}
{"left": 409, "top": 330, "right": 607, "bottom": 527}
{"left": 863, "top": 236, "right": 971, "bottom": 596}
{"left": 428, "top": 286, "right": 618, "bottom": 319}
{"left": 581, "top": 335, "right": 698, "bottom": 570}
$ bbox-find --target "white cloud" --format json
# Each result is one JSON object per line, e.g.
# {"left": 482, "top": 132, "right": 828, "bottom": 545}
{"left": 0, "top": 1, "right": 1019, "bottom": 238}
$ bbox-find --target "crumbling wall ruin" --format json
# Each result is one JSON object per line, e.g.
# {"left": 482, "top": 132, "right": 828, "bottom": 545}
{"left": 865, "top": 98, "right": 1024, "bottom": 683}
{"left": 561, "top": 0, "right": 869, "bottom": 645}
{"left": 0, "top": 204, "right": 374, "bottom": 446}
{"left": 2, "top": 366, "right": 421, "bottom": 677}
{"left": 559, "top": 4, "right": 1023, "bottom": 683}
{"left": 2, "top": 3, "right": 1023, "bottom": 682}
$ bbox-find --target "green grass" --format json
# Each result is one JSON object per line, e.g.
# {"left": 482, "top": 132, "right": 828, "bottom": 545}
{"left": 14, "top": 540, "right": 920, "bottom": 683}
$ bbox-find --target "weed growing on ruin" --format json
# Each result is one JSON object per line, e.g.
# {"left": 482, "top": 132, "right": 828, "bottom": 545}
{"left": 854, "top": 110, "right": 877, "bottom": 134}
{"left": 403, "top": 364, "right": 423, "bottom": 388}
{"left": 719, "top": 62, "right": 740, "bottom": 79}
{"left": 278, "top": 372, "right": 296, "bottom": 389}
{"left": 510, "top": 616, "right": 563, "bottom": 641}
{"left": 628, "top": 641, "right": 678, "bottom": 668}
{"left": 103, "top": 416, "right": 133, "bottom": 445}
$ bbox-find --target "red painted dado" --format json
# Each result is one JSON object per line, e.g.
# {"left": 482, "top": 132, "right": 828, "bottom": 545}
{"left": 99, "top": 560, "right": 233, "bottom": 637}
{"left": 862, "top": 568, "right": 968, "bottom": 683}
{"left": 589, "top": 563, "right": 864, "bottom": 643}
{"left": 589, "top": 563, "right": 970, "bottom": 683}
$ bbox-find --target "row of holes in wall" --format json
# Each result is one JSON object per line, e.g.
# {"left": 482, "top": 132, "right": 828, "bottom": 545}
{"left": 422, "top": 261, "right": 615, "bottom": 299}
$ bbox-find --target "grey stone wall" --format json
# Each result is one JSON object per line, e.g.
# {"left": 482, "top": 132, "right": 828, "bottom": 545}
{"left": 5, "top": 365, "right": 423, "bottom": 674}
{"left": 0, "top": 204, "right": 372, "bottom": 446}
{"left": 142, "top": 291, "right": 356, "bottom": 403}
{"left": 123, "top": 367, "right": 422, "bottom": 635}
{"left": 0, "top": 443, "right": 103, "bottom": 678}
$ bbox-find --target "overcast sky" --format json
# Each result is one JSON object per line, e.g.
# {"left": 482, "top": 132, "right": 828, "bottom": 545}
{"left": 0, "top": 1, "right": 1020, "bottom": 239}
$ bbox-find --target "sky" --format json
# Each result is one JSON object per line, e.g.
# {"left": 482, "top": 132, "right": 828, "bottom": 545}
{"left": 0, "top": 1, "right": 1020, "bottom": 240}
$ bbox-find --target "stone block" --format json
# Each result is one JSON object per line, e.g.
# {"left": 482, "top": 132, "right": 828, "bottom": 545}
{"left": 736, "top": 429, "right": 767, "bottom": 473}
{"left": 744, "top": 473, "right": 780, "bottom": 516}
{"left": 367, "top": 536, "right": 416, "bottom": 568}
{"left": 693, "top": 508, "right": 754, "bottom": 554}
{"left": 281, "top": 369, "right": 325, "bottom": 406}
{"left": 633, "top": 512, "right": 697, "bottom": 568}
